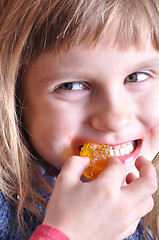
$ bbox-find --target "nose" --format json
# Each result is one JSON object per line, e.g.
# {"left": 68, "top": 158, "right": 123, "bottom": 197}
{"left": 91, "top": 91, "right": 133, "bottom": 132}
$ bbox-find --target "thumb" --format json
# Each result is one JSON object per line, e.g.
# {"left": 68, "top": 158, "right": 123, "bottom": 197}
{"left": 59, "top": 156, "right": 90, "bottom": 184}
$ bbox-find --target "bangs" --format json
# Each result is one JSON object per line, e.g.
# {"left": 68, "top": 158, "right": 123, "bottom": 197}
{"left": 23, "top": 0, "right": 159, "bottom": 63}
{"left": 108, "top": 0, "right": 159, "bottom": 50}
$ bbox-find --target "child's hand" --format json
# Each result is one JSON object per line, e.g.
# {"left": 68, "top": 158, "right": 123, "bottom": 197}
{"left": 43, "top": 156, "right": 158, "bottom": 240}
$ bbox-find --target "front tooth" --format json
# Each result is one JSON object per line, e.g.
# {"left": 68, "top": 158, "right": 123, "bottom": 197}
{"left": 114, "top": 149, "right": 120, "bottom": 156}
{"left": 110, "top": 149, "right": 115, "bottom": 156}
{"left": 120, "top": 148, "right": 125, "bottom": 156}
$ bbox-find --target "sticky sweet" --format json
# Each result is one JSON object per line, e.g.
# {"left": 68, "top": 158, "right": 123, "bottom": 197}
{"left": 80, "top": 142, "right": 110, "bottom": 179}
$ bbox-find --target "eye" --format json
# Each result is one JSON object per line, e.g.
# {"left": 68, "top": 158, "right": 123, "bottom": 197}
{"left": 56, "top": 81, "right": 88, "bottom": 91}
{"left": 125, "top": 72, "right": 150, "bottom": 83}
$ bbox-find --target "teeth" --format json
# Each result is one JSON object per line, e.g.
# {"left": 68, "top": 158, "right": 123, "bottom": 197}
{"left": 109, "top": 141, "right": 135, "bottom": 157}
{"left": 114, "top": 149, "right": 120, "bottom": 157}
{"left": 114, "top": 145, "right": 121, "bottom": 150}
{"left": 110, "top": 149, "right": 115, "bottom": 156}
{"left": 120, "top": 148, "right": 125, "bottom": 156}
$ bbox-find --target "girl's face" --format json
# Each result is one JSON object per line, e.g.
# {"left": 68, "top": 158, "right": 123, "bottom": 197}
{"left": 23, "top": 38, "right": 159, "bottom": 177}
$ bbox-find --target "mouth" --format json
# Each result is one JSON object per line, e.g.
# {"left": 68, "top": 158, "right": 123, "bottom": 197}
{"left": 109, "top": 139, "right": 142, "bottom": 164}
{"left": 78, "top": 139, "right": 142, "bottom": 164}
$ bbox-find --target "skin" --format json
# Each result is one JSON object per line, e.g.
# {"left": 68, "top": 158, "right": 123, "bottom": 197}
{"left": 43, "top": 156, "right": 157, "bottom": 239}
{"left": 23, "top": 38, "right": 159, "bottom": 174}
{"left": 23, "top": 37, "right": 158, "bottom": 239}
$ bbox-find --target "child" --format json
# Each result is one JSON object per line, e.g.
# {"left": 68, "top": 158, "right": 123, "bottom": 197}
{"left": 0, "top": 0, "right": 159, "bottom": 239}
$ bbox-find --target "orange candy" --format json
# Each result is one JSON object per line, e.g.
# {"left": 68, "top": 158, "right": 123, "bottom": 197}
{"left": 80, "top": 142, "right": 110, "bottom": 179}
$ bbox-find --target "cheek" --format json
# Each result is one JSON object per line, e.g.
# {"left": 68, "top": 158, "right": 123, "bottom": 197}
{"left": 137, "top": 92, "right": 159, "bottom": 155}
{"left": 148, "top": 121, "right": 159, "bottom": 154}
{"left": 138, "top": 92, "right": 159, "bottom": 128}
{"left": 45, "top": 107, "right": 83, "bottom": 146}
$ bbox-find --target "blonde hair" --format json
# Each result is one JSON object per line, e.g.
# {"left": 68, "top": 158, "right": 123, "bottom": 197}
{"left": 0, "top": 0, "right": 159, "bottom": 238}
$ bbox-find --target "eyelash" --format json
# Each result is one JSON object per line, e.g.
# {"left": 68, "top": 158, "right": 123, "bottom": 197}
{"left": 55, "top": 81, "right": 89, "bottom": 91}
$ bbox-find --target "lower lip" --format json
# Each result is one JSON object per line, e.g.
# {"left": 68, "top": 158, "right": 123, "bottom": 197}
{"left": 118, "top": 139, "right": 142, "bottom": 164}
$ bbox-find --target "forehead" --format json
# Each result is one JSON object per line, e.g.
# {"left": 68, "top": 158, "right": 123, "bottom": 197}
{"left": 25, "top": 35, "right": 159, "bottom": 80}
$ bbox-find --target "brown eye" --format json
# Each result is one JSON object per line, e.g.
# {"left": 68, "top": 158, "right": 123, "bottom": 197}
{"left": 125, "top": 72, "right": 149, "bottom": 83}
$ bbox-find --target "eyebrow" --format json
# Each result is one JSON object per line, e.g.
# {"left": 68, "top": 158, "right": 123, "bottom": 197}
{"left": 133, "top": 57, "right": 159, "bottom": 70}
{"left": 40, "top": 72, "right": 85, "bottom": 86}
{"left": 40, "top": 56, "right": 159, "bottom": 85}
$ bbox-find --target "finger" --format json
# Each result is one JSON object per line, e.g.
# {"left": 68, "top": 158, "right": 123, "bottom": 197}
{"left": 96, "top": 157, "right": 125, "bottom": 188}
{"left": 135, "top": 156, "right": 158, "bottom": 195}
{"left": 135, "top": 156, "right": 157, "bottom": 180}
{"left": 123, "top": 157, "right": 157, "bottom": 205}
{"left": 126, "top": 172, "right": 138, "bottom": 184}
{"left": 58, "top": 156, "right": 90, "bottom": 185}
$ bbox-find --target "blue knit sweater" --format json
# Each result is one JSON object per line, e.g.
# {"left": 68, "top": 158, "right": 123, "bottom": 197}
{"left": 0, "top": 190, "right": 42, "bottom": 239}
{"left": 0, "top": 166, "right": 156, "bottom": 239}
